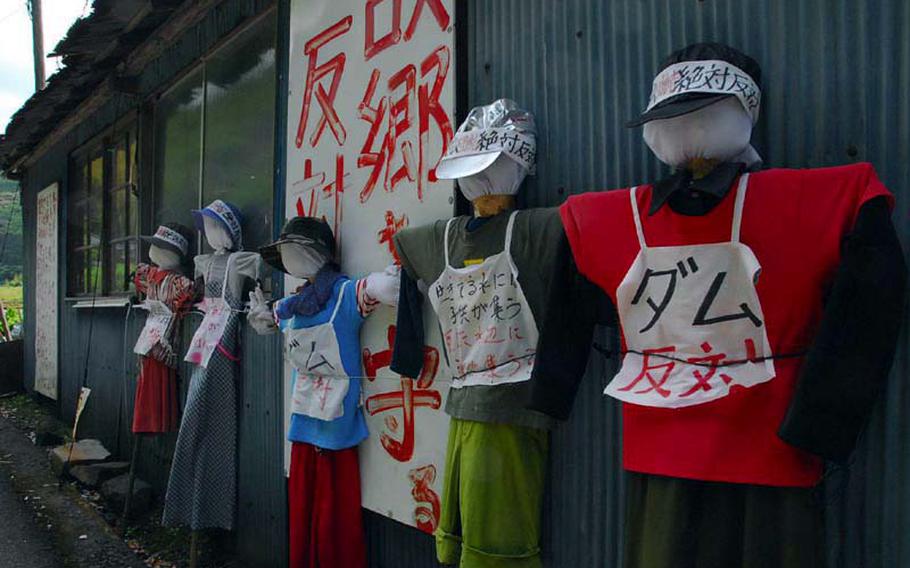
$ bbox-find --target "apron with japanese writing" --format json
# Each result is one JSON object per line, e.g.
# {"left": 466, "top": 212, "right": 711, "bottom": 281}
{"left": 609, "top": 174, "right": 775, "bottom": 408}
{"left": 184, "top": 254, "right": 234, "bottom": 369}
{"left": 285, "top": 280, "right": 350, "bottom": 421}
{"left": 133, "top": 296, "right": 174, "bottom": 357}
{"left": 429, "top": 212, "right": 539, "bottom": 388}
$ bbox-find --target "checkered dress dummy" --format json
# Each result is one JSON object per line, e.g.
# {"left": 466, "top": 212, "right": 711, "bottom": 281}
{"left": 163, "top": 252, "right": 256, "bottom": 530}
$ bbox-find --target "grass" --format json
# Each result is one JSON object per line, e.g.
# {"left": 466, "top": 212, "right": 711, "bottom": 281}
{"left": 0, "top": 285, "right": 22, "bottom": 310}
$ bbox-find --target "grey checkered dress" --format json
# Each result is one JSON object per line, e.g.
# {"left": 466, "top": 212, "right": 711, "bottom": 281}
{"left": 162, "top": 251, "right": 259, "bottom": 530}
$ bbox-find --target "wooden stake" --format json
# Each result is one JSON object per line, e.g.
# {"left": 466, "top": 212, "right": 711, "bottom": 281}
{"left": 189, "top": 530, "right": 199, "bottom": 568}
{"left": 120, "top": 434, "right": 142, "bottom": 529}
{"left": 0, "top": 300, "right": 11, "bottom": 341}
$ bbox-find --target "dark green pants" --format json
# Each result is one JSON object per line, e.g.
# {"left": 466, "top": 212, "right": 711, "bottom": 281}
{"left": 624, "top": 473, "right": 825, "bottom": 568}
{"left": 436, "top": 418, "right": 548, "bottom": 568}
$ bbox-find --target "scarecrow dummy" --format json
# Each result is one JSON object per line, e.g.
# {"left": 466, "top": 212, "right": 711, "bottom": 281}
{"left": 247, "top": 217, "right": 399, "bottom": 568}
{"left": 391, "top": 99, "right": 568, "bottom": 568}
{"left": 529, "top": 43, "right": 906, "bottom": 567}
{"left": 131, "top": 223, "right": 195, "bottom": 434}
{"left": 163, "top": 199, "right": 261, "bottom": 531}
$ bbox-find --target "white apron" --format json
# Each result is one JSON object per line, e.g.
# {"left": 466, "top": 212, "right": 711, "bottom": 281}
{"left": 428, "top": 212, "right": 539, "bottom": 388}
{"left": 608, "top": 174, "right": 776, "bottom": 408}
{"left": 184, "top": 254, "right": 235, "bottom": 369}
{"left": 285, "top": 280, "right": 350, "bottom": 421}
{"left": 133, "top": 296, "right": 174, "bottom": 357}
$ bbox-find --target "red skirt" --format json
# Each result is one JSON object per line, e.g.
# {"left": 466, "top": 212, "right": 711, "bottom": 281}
{"left": 132, "top": 357, "right": 179, "bottom": 434}
{"left": 289, "top": 442, "right": 366, "bottom": 568}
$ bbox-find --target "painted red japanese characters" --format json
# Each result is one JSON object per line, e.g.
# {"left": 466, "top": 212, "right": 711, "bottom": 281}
{"left": 429, "top": 213, "right": 540, "bottom": 389}
{"left": 292, "top": 0, "right": 453, "bottom": 241}
{"left": 287, "top": 0, "right": 455, "bottom": 531}
{"left": 363, "top": 324, "right": 442, "bottom": 531}
{"left": 608, "top": 178, "right": 776, "bottom": 408}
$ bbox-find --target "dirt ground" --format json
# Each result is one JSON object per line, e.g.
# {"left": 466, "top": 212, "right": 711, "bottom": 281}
{"left": 0, "top": 394, "right": 241, "bottom": 568}
{"left": 0, "top": 470, "right": 61, "bottom": 567}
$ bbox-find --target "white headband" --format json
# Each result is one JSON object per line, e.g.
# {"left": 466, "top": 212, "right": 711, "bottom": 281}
{"left": 647, "top": 60, "right": 761, "bottom": 124}
{"left": 153, "top": 225, "right": 189, "bottom": 256}
{"left": 444, "top": 127, "right": 537, "bottom": 174}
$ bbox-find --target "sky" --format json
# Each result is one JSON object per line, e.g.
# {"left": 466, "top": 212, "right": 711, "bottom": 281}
{"left": 0, "top": 0, "right": 89, "bottom": 134}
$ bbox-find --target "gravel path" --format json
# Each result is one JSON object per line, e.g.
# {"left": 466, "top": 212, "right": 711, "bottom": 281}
{"left": 0, "top": 417, "right": 145, "bottom": 567}
{"left": 0, "top": 470, "right": 61, "bottom": 567}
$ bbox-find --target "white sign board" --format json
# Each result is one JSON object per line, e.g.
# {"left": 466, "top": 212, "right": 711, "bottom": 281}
{"left": 287, "top": 0, "right": 455, "bottom": 533}
{"left": 35, "top": 183, "right": 59, "bottom": 399}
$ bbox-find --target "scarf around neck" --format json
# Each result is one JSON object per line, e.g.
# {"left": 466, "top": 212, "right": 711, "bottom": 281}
{"left": 276, "top": 266, "right": 346, "bottom": 320}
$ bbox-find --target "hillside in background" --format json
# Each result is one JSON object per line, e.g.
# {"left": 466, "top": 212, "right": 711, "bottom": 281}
{"left": 0, "top": 177, "right": 22, "bottom": 286}
{"left": 0, "top": 177, "right": 23, "bottom": 331}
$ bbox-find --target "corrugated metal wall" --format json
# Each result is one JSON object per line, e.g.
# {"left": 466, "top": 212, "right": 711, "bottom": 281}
{"left": 51, "top": 307, "right": 286, "bottom": 566}
{"left": 18, "top": 0, "right": 910, "bottom": 566}
{"left": 20, "top": 2, "right": 287, "bottom": 567}
{"left": 466, "top": 1, "right": 910, "bottom": 567}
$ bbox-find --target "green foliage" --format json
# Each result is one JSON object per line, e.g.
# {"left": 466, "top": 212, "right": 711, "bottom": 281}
{"left": 0, "top": 177, "right": 22, "bottom": 286}
{"left": 5, "top": 307, "right": 21, "bottom": 328}
{"left": 0, "top": 285, "right": 22, "bottom": 310}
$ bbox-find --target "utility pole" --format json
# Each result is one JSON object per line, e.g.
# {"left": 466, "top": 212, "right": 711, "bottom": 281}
{"left": 29, "top": 0, "right": 45, "bottom": 91}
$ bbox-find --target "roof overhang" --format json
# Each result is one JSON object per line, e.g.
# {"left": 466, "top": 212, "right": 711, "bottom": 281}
{"left": 0, "top": 0, "right": 221, "bottom": 179}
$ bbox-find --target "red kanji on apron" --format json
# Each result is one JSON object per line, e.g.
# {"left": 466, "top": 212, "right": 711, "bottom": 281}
{"left": 184, "top": 254, "right": 235, "bottom": 369}
{"left": 609, "top": 174, "right": 775, "bottom": 408}
{"left": 133, "top": 298, "right": 174, "bottom": 357}
{"left": 285, "top": 281, "right": 350, "bottom": 421}
{"left": 428, "top": 212, "right": 539, "bottom": 388}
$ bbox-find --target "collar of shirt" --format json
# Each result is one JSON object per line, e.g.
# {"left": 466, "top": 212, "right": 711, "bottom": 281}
{"left": 649, "top": 161, "right": 746, "bottom": 216}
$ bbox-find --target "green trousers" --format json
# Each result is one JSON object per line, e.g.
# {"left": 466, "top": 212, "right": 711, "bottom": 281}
{"left": 436, "top": 418, "right": 549, "bottom": 568}
{"left": 624, "top": 472, "right": 825, "bottom": 568}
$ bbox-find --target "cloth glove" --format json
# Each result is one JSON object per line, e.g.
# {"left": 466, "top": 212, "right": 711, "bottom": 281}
{"left": 248, "top": 285, "right": 278, "bottom": 335}
{"left": 363, "top": 264, "right": 401, "bottom": 307}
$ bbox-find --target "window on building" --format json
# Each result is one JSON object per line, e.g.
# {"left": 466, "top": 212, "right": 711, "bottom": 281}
{"left": 154, "top": 11, "right": 276, "bottom": 252}
{"left": 67, "top": 123, "right": 140, "bottom": 296}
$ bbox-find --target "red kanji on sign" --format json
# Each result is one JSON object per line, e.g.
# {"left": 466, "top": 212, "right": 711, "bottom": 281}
{"left": 357, "top": 46, "right": 453, "bottom": 203}
{"left": 408, "top": 464, "right": 441, "bottom": 535}
{"left": 364, "top": 0, "right": 451, "bottom": 61}
{"left": 295, "top": 16, "right": 352, "bottom": 149}
{"left": 363, "top": 325, "right": 442, "bottom": 462}
{"left": 377, "top": 210, "right": 409, "bottom": 264}
{"left": 293, "top": 154, "right": 347, "bottom": 238}
{"left": 364, "top": 0, "right": 402, "bottom": 60}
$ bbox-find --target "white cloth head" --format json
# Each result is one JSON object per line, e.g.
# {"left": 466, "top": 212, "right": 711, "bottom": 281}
{"left": 149, "top": 245, "right": 182, "bottom": 271}
{"left": 279, "top": 242, "right": 327, "bottom": 279}
{"left": 203, "top": 215, "right": 234, "bottom": 252}
{"left": 457, "top": 153, "right": 528, "bottom": 201}
{"left": 643, "top": 97, "right": 761, "bottom": 168}
{"left": 203, "top": 199, "right": 243, "bottom": 248}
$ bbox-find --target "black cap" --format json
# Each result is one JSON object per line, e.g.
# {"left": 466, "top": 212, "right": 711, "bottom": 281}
{"left": 626, "top": 42, "right": 762, "bottom": 127}
{"left": 140, "top": 222, "right": 193, "bottom": 257}
{"left": 259, "top": 217, "right": 336, "bottom": 274}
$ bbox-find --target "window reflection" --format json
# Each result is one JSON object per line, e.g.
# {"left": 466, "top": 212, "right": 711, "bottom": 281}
{"left": 153, "top": 13, "right": 276, "bottom": 254}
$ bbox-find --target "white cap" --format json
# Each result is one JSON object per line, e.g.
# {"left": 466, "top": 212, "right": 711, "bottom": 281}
{"left": 436, "top": 99, "right": 537, "bottom": 180}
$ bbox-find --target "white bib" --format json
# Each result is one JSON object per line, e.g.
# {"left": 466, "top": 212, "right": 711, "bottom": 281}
{"left": 428, "top": 212, "right": 539, "bottom": 388}
{"left": 609, "top": 174, "right": 776, "bottom": 408}
{"left": 285, "top": 281, "right": 350, "bottom": 421}
{"left": 133, "top": 297, "right": 175, "bottom": 357}
{"left": 184, "top": 254, "right": 234, "bottom": 369}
